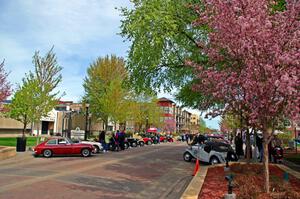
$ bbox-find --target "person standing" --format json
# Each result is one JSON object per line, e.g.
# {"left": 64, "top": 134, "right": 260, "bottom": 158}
{"left": 113, "top": 131, "right": 120, "bottom": 151}
{"left": 235, "top": 133, "right": 244, "bottom": 158}
{"left": 118, "top": 130, "right": 126, "bottom": 150}
{"left": 99, "top": 131, "right": 106, "bottom": 152}
{"left": 104, "top": 132, "right": 111, "bottom": 152}
{"left": 256, "top": 134, "right": 263, "bottom": 162}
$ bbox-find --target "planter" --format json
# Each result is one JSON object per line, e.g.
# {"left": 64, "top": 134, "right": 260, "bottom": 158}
{"left": 199, "top": 163, "right": 300, "bottom": 199}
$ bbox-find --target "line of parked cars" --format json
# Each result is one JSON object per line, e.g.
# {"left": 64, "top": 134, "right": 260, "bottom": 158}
{"left": 32, "top": 134, "right": 174, "bottom": 158}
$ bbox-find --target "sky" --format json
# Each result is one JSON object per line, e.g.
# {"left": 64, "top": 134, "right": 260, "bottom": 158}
{"left": 0, "top": 0, "right": 220, "bottom": 130}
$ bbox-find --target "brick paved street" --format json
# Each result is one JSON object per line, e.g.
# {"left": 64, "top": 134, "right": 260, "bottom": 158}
{"left": 0, "top": 142, "right": 195, "bottom": 199}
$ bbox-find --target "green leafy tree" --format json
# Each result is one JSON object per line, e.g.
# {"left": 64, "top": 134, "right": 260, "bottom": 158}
{"left": 29, "top": 47, "right": 62, "bottom": 143}
{"left": 120, "top": 0, "right": 205, "bottom": 94}
{"left": 127, "top": 95, "right": 163, "bottom": 132}
{"left": 198, "top": 117, "right": 207, "bottom": 133}
{"left": 83, "top": 55, "right": 129, "bottom": 131}
{"left": 8, "top": 79, "right": 40, "bottom": 137}
{"left": 0, "top": 61, "right": 11, "bottom": 106}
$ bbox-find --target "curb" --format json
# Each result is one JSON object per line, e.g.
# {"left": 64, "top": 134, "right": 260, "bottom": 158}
{"left": 276, "top": 164, "right": 300, "bottom": 179}
{"left": 180, "top": 161, "right": 300, "bottom": 199}
{"left": 0, "top": 147, "right": 16, "bottom": 161}
{"left": 181, "top": 166, "right": 208, "bottom": 199}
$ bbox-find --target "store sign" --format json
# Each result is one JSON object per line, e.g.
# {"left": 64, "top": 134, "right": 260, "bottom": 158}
{"left": 71, "top": 127, "right": 85, "bottom": 140}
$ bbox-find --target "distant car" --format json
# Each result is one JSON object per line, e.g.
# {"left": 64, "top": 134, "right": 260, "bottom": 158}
{"left": 33, "top": 137, "right": 94, "bottom": 158}
{"left": 142, "top": 137, "right": 153, "bottom": 145}
{"left": 183, "top": 142, "right": 238, "bottom": 164}
{"left": 167, "top": 136, "right": 174, "bottom": 142}
{"left": 72, "top": 139, "right": 103, "bottom": 153}
{"left": 126, "top": 138, "right": 145, "bottom": 147}
{"left": 159, "top": 136, "right": 168, "bottom": 143}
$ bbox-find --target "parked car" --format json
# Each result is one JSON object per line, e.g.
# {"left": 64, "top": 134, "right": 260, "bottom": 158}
{"left": 183, "top": 141, "right": 238, "bottom": 164}
{"left": 72, "top": 139, "right": 103, "bottom": 153}
{"left": 159, "top": 136, "right": 168, "bottom": 143}
{"left": 142, "top": 137, "right": 153, "bottom": 145}
{"left": 166, "top": 136, "right": 174, "bottom": 142}
{"left": 126, "top": 138, "right": 145, "bottom": 147}
{"left": 33, "top": 137, "right": 94, "bottom": 158}
{"left": 205, "top": 135, "right": 230, "bottom": 144}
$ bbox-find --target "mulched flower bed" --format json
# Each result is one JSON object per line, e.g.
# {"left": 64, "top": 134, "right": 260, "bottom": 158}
{"left": 198, "top": 163, "right": 300, "bottom": 199}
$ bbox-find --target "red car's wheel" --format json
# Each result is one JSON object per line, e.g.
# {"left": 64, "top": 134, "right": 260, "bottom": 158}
{"left": 43, "top": 149, "right": 52, "bottom": 158}
{"left": 81, "top": 148, "right": 91, "bottom": 157}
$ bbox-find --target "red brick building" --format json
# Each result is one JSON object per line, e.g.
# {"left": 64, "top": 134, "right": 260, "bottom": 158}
{"left": 157, "top": 98, "right": 176, "bottom": 133}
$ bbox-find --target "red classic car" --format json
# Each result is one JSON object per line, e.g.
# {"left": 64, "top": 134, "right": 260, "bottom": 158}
{"left": 142, "top": 137, "right": 153, "bottom": 145}
{"left": 159, "top": 136, "right": 168, "bottom": 143}
{"left": 33, "top": 137, "right": 94, "bottom": 158}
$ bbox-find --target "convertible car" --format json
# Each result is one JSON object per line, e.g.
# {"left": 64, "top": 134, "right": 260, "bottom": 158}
{"left": 183, "top": 141, "right": 238, "bottom": 164}
{"left": 33, "top": 137, "right": 94, "bottom": 158}
{"left": 72, "top": 139, "right": 103, "bottom": 153}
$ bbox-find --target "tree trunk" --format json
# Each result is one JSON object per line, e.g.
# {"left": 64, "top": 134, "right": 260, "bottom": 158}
{"left": 105, "top": 120, "right": 109, "bottom": 132}
{"left": 263, "top": 128, "right": 271, "bottom": 193}
{"left": 30, "top": 121, "right": 34, "bottom": 136}
{"left": 22, "top": 122, "right": 27, "bottom": 138}
{"left": 36, "top": 121, "right": 40, "bottom": 145}
{"left": 246, "top": 128, "right": 251, "bottom": 163}
{"left": 253, "top": 130, "right": 258, "bottom": 162}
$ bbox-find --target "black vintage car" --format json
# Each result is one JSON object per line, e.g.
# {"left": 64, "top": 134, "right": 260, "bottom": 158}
{"left": 126, "top": 138, "right": 145, "bottom": 147}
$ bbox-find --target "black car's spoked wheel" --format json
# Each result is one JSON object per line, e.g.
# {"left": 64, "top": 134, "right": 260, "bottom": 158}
{"left": 139, "top": 141, "right": 144, "bottom": 146}
{"left": 183, "top": 152, "right": 192, "bottom": 162}
{"left": 210, "top": 156, "right": 220, "bottom": 165}
{"left": 131, "top": 142, "right": 137, "bottom": 147}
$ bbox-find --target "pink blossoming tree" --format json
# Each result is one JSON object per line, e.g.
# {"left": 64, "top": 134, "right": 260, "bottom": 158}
{"left": 190, "top": 0, "right": 300, "bottom": 192}
{"left": 0, "top": 61, "right": 11, "bottom": 109}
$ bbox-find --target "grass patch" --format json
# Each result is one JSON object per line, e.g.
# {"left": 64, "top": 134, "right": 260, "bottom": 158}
{"left": 0, "top": 137, "right": 42, "bottom": 147}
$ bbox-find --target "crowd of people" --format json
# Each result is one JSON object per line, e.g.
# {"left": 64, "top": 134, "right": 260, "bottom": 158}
{"left": 98, "top": 130, "right": 126, "bottom": 152}
{"left": 234, "top": 133, "right": 283, "bottom": 163}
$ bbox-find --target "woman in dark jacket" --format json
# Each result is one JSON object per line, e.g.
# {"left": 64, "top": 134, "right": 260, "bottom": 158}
{"left": 99, "top": 131, "right": 106, "bottom": 152}
{"left": 235, "top": 133, "right": 244, "bottom": 157}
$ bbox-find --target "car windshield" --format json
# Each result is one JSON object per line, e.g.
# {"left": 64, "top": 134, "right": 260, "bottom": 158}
{"left": 65, "top": 137, "right": 74, "bottom": 144}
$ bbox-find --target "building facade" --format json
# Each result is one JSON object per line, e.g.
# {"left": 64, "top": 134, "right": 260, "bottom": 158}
{"left": 157, "top": 98, "right": 176, "bottom": 133}
{"left": 157, "top": 98, "right": 193, "bottom": 134}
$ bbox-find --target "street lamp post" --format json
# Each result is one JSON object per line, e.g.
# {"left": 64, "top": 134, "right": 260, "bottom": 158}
{"left": 84, "top": 104, "right": 90, "bottom": 141}
{"left": 67, "top": 112, "right": 72, "bottom": 138}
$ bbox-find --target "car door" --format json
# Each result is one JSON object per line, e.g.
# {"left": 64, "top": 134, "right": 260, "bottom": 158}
{"left": 191, "top": 144, "right": 204, "bottom": 161}
{"left": 57, "top": 138, "right": 73, "bottom": 155}
{"left": 45, "top": 139, "right": 59, "bottom": 154}
{"left": 199, "top": 144, "right": 211, "bottom": 163}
